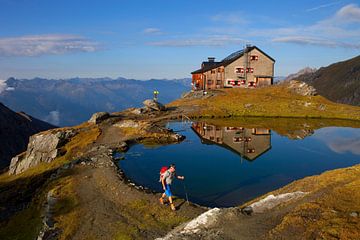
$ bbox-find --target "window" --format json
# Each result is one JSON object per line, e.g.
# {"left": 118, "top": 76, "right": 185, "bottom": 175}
{"left": 218, "top": 68, "right": 224, "bottom": 73}
{"left": 216, "top": 80, "right": 222, "bottom": 85}
{"left": 246, "top": 68, "right": 254, "bottom": 73}
{"left": 251, "top": 55, "right": 259, "bottom": 61}
{"left": 207, "top": 80, "right": 213, "bottom": 85}
{"left": 235, "top": 67, "right": 244, "bottom": 73}
{"left": 211, "top": 69, "right": 216, "bottom": 74}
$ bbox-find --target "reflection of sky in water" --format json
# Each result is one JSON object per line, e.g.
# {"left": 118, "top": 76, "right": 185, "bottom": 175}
{"left": 119, "top": 122, "right": 360, "bottom": 207}
{"left": 313, "top": 127, "right": 360, "bottom": 155}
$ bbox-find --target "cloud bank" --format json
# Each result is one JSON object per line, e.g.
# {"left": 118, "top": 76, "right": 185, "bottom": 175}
{"left": 0, "top": 34, "right": 99, "bottom": 57}
{"left": 272, "top": 36, "right": 360, "bottom": 49}
{"left": 268, "top": 4, "right": 360, "bottom": 49}
{"left": 44, "top": 110, "right": 60, "bottom": 126}
{"left": 0, "top": 80, "right": 6, "bottom": 93}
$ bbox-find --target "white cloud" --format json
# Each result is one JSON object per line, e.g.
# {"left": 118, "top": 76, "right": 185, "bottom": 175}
{"left": 211, "top": 13, "right": 248, "bottom": 25}
{"left": 44, "top": 110, "right": 60, "bottom": 126}
{"left": 313, "top": 128, "right": 360, "bottom": 155}
{"left": 269, "top": 4, "right": 360, "bottom": 49}
{"left": 0, "top": 80, "right": 16, "bottom": 93}
{"left": 0, "top": 34, "right": 100, "bottom": 57}
{"left": 328, "top": 138, "right": 360, "bottom": 155}
{"left": 148, "top": 35, "right": 248, "bottom": 47}
{"left": 306, "top": 1, "right": 341, "bottom": 12}
{"left": 143, "top": 28, "right": 163, "bottom": 35}
{"left": 335, "top": 3, "right": 360, "bottom": 23}
{"left": 0, "top": 80, "right": 6, "bottom": 93}
{"left": 272, "top": 36, "right": 360, "bottom": 49}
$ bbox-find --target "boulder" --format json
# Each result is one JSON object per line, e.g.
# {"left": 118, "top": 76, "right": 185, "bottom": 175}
{"left": 143, "top": 99, "right": 165, "bottom": 111}
{"left": 88, "top": 112, "right": 110, "bottom": 124}
{"left": 288, "top": 80, "right": 317, "bottom": 96}
{"left": 9, "top": 129, "right": 76, "bottom": 175}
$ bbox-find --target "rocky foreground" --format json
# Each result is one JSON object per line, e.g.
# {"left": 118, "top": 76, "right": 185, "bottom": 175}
{"left": 1, "top": 89, "right": 360, "bottom": 239}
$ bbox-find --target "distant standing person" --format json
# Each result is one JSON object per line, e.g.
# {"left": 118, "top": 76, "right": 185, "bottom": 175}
{"left": 159, "top": 164, "right": 185, "bottom": 211}
{"left": 153, "top": 90, "right": 159, "bottom": 101}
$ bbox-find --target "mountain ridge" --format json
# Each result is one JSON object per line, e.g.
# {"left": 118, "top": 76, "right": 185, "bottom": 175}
{"left": 289, "top": 55, "right": 360, "bottom": 106}
{"left": 0, "top": 102, "right": 55, "bottom": 170}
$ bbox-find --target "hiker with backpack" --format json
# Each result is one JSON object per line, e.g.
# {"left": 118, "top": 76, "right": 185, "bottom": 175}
{"left": 159, "top": 164, "right": 185, "bottom": 211}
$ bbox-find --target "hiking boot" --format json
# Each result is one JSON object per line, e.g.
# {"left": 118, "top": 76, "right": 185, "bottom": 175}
{"left": 170, "top": 203, "right": 176, "bottom": 211}
{"left": 159, "top": 198, "right": 164, "bottom": 205}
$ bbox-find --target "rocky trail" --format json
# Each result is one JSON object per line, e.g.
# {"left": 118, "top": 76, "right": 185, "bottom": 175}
{"left": 68, "top": 117, "right": 204, "bottom": 239}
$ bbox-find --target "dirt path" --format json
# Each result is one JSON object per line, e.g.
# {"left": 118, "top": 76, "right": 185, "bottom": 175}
{"left": 70, "top": 119, "right": 205, "bottom": 240}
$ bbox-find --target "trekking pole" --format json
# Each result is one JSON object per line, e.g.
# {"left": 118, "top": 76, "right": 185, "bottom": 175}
{"left": 182, "top": 181, "right": 189, "bottom": 205}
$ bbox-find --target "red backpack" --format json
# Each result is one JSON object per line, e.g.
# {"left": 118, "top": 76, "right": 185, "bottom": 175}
{"left": 159, "top": 166, "right": 168, "bottom": 182}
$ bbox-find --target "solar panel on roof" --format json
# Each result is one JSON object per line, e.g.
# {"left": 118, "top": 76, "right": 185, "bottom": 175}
{"left": 222, "top": 50, "right": 244, "bottom": 62}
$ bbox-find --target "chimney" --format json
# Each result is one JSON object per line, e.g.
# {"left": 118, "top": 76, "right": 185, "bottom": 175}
{"left": 208, "top": 57, "right": 215, "bottom": 62}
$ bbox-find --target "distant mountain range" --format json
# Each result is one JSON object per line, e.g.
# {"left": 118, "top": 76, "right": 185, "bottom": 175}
{"left": 0, "top": 103, "right": 55, "bottom": 170}
{"left": 0, "top": 77, "right": 191, "bottom": 126}
{"left": 288, "top": 55, "right": 360, "bottom": 106}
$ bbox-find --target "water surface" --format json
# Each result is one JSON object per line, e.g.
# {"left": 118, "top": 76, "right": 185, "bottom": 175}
{"left": 119, "top": 121, "right": 360, "bottom": 207}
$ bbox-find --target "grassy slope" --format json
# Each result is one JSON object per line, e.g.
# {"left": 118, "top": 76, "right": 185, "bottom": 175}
{"left": 171, "top": 87, "right": 360, "bottom": 239}
{"left": 1, "top": 87, "right": 360, "bottom": 239}
{"left": 0, "top": 124, "right": 101, "bottom": 240}
{"left": 169, "top": 84, "right": 360, "bottom": 120}
{"left": 255, "top": 164, "right": 360, "bottom": 240}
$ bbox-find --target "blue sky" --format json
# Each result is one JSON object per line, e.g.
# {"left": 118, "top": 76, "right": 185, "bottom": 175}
{"left": 0, "top": 0, "right": 359, "bottom": 80}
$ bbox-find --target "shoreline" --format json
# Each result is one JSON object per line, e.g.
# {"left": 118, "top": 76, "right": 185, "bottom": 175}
{"left": 1, "top": 106, "right": 360, "bottom": 239}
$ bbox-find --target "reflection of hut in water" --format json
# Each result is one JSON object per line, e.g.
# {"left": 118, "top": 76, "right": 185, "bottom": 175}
{"left": 192, "top": 122, "right": 271, "bottom": 161}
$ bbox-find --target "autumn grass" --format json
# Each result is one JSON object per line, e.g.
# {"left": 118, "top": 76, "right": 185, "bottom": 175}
{"left": 267, "top": 164, "right": 360, "bottom": 239}
{"left": 0, "top": 196, "right": 44, "bottom": 240}
{"left": 237, "top": 164, "right": 360, "bottom": 240}
{"left": 0, "top": 124, "right": 100, "bottom": 183}
{"left": 114, "top": 199, "right": 190, "bottom": 239}
{"left": 51, "top": 175, "right": 81, "bottom": 240}
{"left": 169, "top": 85, "right": 360, "bottom": 120}
{"left": 0, "top": 124, "right": 101, "bottom": 240}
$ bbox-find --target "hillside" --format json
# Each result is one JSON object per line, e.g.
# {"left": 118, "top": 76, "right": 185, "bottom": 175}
{"left": 0, "top": 77, "right": 190, "bottom": 126}
{"left": 291, "top": 55, "right": 360, "bottom": 106}
{"left": 0, "top": 103, "right": 55, "bottom": 170}
{"left": 1, "top": 103, "right": 359, "bottom": 239}
{"left": 169, "top": 82, "right": 360, "bottom": 120}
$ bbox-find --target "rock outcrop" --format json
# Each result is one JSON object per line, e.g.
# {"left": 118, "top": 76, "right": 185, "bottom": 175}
{"left": 88, "top": 112, "right": 110, "bottom": 124}
{"left": 287, "top": 80, "right": 317, "bottom": 96}
{"left": 9, "top": 129, "right": 76, "bottom": 175}
{"left": 0, "top": 103, "right": 55, "bottom": 170}
{"left": 143, "top": 99, "right": 166, "bottom": 111}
